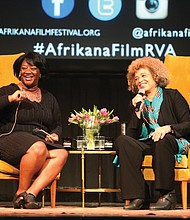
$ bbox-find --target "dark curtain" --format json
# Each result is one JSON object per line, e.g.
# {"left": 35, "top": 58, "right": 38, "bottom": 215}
{"left": 40, "top": 73, "right": 133, "bottom": 203}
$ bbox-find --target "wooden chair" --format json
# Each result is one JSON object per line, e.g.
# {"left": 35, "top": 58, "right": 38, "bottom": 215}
{"left": 0, "top": 160, "right": 60, "bottom": 208}
{"left": 142, "top": 54, "right": 190, "bottom": 210}
{"left": 0, "top": 52, "right": 60, "bottom": 208}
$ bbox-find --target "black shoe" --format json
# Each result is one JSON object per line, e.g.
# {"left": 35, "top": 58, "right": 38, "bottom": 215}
{"left": 23, "top": 193, "right": 41, "bottom": 209}
{"left": 123, "top": 199, "right": 149, "bottom": 210}
{"left": 150, "top": 190, "right": 177, "bottom": 210}
{"left": 13, "top": 192, "right": 27, "bottom": 209}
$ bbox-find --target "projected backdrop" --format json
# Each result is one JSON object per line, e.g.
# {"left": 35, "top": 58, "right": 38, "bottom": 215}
{"left": 0, "top": 0, "right": 189, "bottom": 61}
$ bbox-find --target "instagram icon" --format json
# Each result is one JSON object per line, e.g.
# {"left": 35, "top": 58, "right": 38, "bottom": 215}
{"left": 136, "top": 0, "right": 168, "bottom": 19}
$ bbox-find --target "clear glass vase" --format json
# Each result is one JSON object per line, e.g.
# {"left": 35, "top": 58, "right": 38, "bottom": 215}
{"left": 82, "top": 116, "right": 100, "bottom": 150}
{"left": 84, "top": 127, "right": 99, "bottom": 150}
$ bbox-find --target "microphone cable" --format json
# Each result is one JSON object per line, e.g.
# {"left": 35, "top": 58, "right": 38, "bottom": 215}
{"left": 0, "top": 101, "right": 21, "bottom": 137}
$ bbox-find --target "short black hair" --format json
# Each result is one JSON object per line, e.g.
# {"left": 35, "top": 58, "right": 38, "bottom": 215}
{"left": 13, "top": 52, "right": 48, "bottom": 78}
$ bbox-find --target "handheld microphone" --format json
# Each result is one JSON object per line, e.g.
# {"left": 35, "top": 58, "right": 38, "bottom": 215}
{"left": 135, "top": 89, "right": 145, "bottom": 112}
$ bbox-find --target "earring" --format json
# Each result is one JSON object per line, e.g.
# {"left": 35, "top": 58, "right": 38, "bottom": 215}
{"left": 18, "top": 73, "right": 21, "bottom": 79}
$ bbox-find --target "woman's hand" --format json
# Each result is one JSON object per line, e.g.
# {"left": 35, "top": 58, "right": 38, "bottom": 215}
{"left": 132, "top": 93, "right": 144, "bottom": 109}
{"left": 45, "top": 133, "right": 59, "bottom": 143}
{"left": 132, "top": 93, "right": 145, "bottom": 118}
{"left": 151, "top": 125, "right": 172, "bottom": 142}
{"left": 8, "top": 90, "right": 27, "bottom": 103}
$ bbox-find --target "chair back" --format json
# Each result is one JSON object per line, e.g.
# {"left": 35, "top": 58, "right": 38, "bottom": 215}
{"left": 0, "top": 52, "right": 25, "bottom": 87}
{"left": 164, "top": 54, "right": 190, "bottom": 106}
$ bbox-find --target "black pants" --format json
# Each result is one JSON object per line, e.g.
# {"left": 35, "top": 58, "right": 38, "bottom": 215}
{"left": 114, "top": 134, "right": 178, "bottom": 200}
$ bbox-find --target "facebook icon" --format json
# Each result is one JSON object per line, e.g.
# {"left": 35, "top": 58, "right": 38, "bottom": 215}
{"left": 41, "top": 0, "right": 75, "bottom": 19}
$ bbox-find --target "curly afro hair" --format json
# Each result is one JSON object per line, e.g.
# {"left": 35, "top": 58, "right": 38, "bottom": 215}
{"left": 127, "top": 56, "right": 170, "bottom": 94}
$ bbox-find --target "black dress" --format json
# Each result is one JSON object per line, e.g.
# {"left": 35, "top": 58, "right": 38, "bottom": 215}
{"left": 0, "top": 84, "right": 63, "bottom": 166}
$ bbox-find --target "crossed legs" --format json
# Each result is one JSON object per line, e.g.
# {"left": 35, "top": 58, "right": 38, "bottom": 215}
{"left": 14, "top": 141, "right": 68, "bottom": 208}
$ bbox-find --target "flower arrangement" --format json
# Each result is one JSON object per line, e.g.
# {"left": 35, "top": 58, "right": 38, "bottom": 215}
{"left": 68, "top": 105, "right": 119, "bottom": 150}
{"left": 68, "top": 105, "right": 119, "bottom": 130}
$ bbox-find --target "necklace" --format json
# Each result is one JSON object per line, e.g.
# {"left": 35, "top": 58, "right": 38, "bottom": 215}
{"left": 17, "top": 82, "right": 42, "bottom": 103}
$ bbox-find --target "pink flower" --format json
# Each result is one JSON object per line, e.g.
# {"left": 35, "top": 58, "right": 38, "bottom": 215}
{"left": 68, "top": 105, "right": 119, "bottom": 128}
{"left": 83, "top": 114, "right": 89, "bottom": 119}
{"left": 70, "top": 113, "right": 76, "bottom": 118}
{"left": 76, "top": 115, "right": 82, "bottom": 121}
{"left": 68, "top": 118, "right": 74, "bottom": 123}
{"left": 106, "top": 118, "right": 112, "bottom": 123}
{"left": 100, "top": 108, "right": 109, "bottom": 117}
{"left": 99, "top": 120, "right": 105, "bottom": 124}
{"left": 113, "top": 116, "right": 119, "bottom": 121}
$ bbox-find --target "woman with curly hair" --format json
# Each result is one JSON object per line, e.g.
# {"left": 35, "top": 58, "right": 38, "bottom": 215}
{"left": 115, "top": 56, "right": 190, "bottom": 210}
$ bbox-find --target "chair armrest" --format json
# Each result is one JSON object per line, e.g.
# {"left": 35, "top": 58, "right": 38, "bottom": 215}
{"left": 0, "top": 160, "right": 19, "bottom": 175}
{"left": 187, "top": 149, "right": 190, "bottom": 168}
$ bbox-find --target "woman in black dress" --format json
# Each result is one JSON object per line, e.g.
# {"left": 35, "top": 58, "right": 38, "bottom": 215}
{"left": 0, "top": 52, "right": 68, "bottom": 209}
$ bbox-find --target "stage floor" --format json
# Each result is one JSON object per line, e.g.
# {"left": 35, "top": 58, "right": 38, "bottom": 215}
{"left": 0, "top": 203, "right": 190, "bottom": 219}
